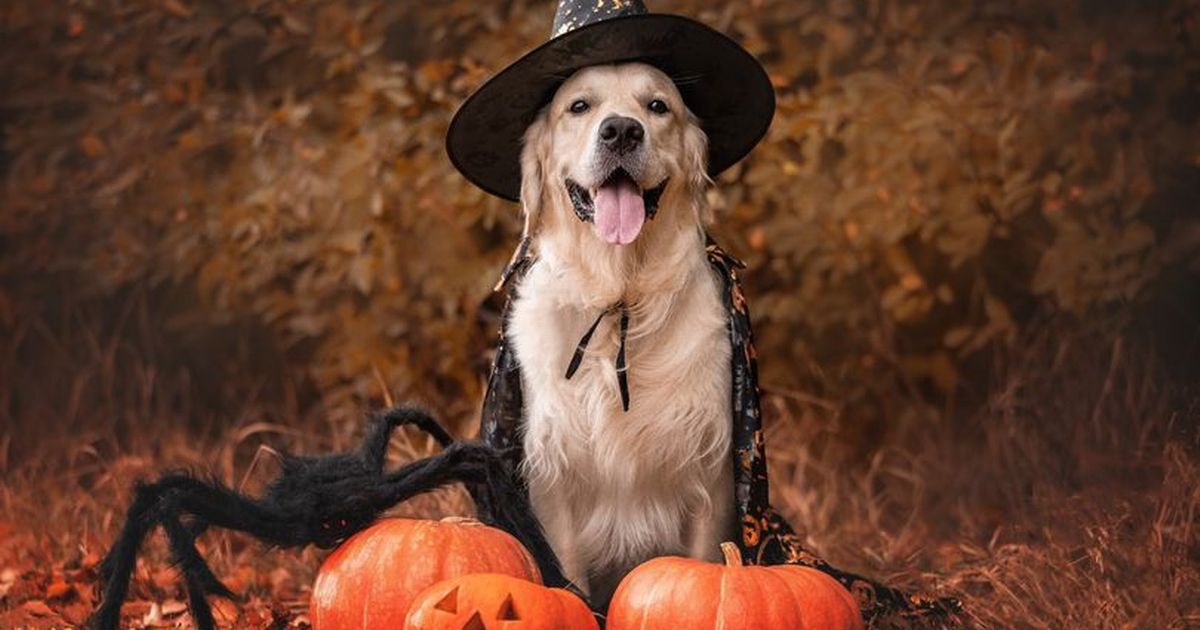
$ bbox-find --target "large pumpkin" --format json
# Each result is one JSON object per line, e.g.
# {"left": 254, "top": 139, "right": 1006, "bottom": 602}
{"left": 310, "top": 517, "right": 542, "bottom": 630}
{"left": 607, "top": 542, "right": 863, "bottom": 630}
{"left": 404, "top": 573, "right": 599, "bottom": 630}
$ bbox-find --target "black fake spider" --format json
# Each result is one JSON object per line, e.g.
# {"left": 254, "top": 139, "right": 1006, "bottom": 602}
{"left": 90, "top": 406, "right": 570, "bottom": 630}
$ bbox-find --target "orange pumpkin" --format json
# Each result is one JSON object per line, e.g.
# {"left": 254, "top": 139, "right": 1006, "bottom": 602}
{"left": 607, "top": 542, "right": 863, "bottom": 630}
{"left": 404, "top": 573, "right": 599, "bottom": 630}
{"left": 310, "top": 517, "right": 542, "bottom": 630}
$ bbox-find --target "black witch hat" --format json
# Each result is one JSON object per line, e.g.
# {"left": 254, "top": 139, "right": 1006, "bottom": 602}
{"left": 446, "top": 0, "right": 776, "bottom": 202}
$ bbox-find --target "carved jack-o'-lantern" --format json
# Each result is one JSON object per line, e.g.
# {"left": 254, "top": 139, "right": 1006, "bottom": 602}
{"left": 403, "top": 573, "right": 599, "bottom": 630}
{"left": 311, "top": 518, "right": 542, "bottom": 630}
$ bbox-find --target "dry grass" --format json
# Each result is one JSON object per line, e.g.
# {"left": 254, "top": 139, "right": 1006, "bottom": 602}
{"left": 0, "top": 302, "right": 472, "bottom": 628}
{"left": 0, "top": 307, "right": 1197, "bottom": 629}
{"left": 764, "top": 331, "right": 1200, "bottom": 629}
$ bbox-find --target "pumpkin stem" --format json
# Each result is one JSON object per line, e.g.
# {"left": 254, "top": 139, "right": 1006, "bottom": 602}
{"left": 720, "top": 542, "right": 743, "bottom": 567}
{"left": 440, "top": 516, "right": 482, "bottom": 526}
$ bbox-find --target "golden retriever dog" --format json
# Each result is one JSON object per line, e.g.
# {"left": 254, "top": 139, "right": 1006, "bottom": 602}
{"left": 507, "top": 62, "right": 734, "bottom": 606}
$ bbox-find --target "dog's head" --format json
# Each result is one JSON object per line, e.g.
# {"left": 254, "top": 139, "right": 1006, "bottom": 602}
{"left": 520, "top": 63, "right": 709, "bottom": 248}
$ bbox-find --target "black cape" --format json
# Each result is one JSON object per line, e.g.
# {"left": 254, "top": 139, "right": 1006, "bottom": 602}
{"left": 480, "top": 237, "right": 957, "bottom": 625}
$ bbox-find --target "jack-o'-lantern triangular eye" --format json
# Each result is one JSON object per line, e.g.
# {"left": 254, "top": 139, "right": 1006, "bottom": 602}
{"left": 434, "top": 586, "right": 459, "bottom": 613}
{"left": 497, "top": 593, "right": 519, "bottom": 620}
{"left": 462, "top": 611, "right": 485, "bottom": 630}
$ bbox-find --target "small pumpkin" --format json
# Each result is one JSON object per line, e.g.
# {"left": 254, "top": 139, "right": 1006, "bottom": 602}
{"left": 311, "top": 517, "right": 542, "bottom": 630}
{"left": 607, "top": 542, "right": 863, "bottom": 630}
{"left": 404, "top": 573, "right": 599, "bottom": 630}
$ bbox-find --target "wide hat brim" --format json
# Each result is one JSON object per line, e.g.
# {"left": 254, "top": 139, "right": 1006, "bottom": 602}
{"left": 446, "top": 14, "right": 775, "bottom": 202}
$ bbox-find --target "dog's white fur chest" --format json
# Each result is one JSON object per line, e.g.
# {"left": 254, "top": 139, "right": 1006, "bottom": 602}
{"left": 507, "top": 241, "right": 732, "bottom": 595}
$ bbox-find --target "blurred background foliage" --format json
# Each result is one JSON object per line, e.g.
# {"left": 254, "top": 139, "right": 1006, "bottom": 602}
{"left": 1, "top": 0, "right": 1197, "bottom": 454}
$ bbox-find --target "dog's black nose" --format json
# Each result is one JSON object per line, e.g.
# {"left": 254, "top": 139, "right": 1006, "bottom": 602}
{"left": 598, "top": 116, "right": 644, "bottom": 154}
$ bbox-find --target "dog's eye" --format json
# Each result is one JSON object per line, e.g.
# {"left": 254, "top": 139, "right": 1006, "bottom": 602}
{"left": 647, "top": 99, "right": 669, "bottom": 114}
{"left": 569, "top": 99, "right": 590, "bottom": 114}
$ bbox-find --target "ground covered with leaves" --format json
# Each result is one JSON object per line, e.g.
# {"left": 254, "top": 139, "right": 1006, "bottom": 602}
{"left": 1, "top": 0, "right": 1198, "bottom": 628}
{"left": 0, "top": 333, "right": 1196, "bottom": 629}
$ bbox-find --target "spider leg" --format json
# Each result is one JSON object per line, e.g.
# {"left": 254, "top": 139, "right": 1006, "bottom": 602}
{"left": 184, "top": 516, "right": 210, "bottom": 537}
{"left": 385, "top": 406, "right": 456, "bottom": 448}
{"left": 92, "top": 475, "right": 292, "bottom": 630}
{"left": 353, "top": 411, "right": 565, "bottom": 579}
{"left": 362, "top": 411, "right": 517, "bottom": 538}
{"left": 362, "top": 406, "right": 455, "bottom": 471}
{"left": 370, "top": 407, "right": 519, "bottom": 542}
{"left": 363, "top": 407, "right": 531, "bottom": 542}
{"left": 92, "top": 482, "right": 163, "bottom": 630}
{"left": 161, "top": 515, "right": 224, "bottom": 630}
{"left": 162, "top": 514, "right": 236, "bottom": 601}
{"left": 468, "top": 448, "right": 571, "bottom": 590}
{"left": 369, "top": 441, "right": 570, "bottom": 589}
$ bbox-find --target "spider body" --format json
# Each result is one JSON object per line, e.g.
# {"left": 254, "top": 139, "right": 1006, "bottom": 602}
{"left": 91, "top": 407, "right": 568, "bottom": 630}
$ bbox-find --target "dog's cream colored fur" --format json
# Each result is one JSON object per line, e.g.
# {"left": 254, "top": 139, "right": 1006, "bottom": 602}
{"left": 507, "top": 63, "right": 734, "bottom": 604}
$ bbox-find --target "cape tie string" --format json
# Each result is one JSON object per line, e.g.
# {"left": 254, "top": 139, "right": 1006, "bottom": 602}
{"left": 564, "top": 302, "right": 631, "bottom": 411}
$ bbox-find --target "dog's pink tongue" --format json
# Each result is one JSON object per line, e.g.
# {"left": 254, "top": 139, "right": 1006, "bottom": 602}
{"left": 593, "top": 176, "right": 644, "bottom": 245}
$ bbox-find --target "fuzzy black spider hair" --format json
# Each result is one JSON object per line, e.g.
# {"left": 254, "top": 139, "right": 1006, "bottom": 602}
{"left": 90, "top": 406, "right": 570, "bottom": 630}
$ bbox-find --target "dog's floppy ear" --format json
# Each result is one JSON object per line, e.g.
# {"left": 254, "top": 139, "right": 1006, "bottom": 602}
{"left": 519, "top": 112, "right": 551, "bottom": 242}
{"left": 681, "top": 112, "right": 714, "bottom": 222}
